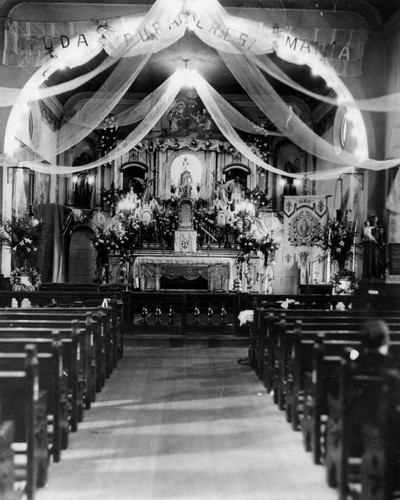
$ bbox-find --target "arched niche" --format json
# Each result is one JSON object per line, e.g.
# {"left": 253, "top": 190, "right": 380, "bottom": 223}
{"left": 68, "top": 225, "right": 97, "bottom": 283}
{"left": 274, "top": 139, "right": 303, "bottom": 210}
{"left": 120, "top": 161, "right": 149, "bottom": 195}
{"left": 222, "top": 163, "right": 250, "bottom": 189}
{"left": 170, "top": 154, "right": 203, "bottom": 196}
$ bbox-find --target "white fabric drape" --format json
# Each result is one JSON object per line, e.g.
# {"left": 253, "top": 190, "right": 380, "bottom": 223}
{"left": 18, "top": 70, "right": 183, "bottom": 174}
{"left": 33, "top": 54, "right": 151, "bottom": 161}
{"left": 17, "top": 69, "right": 353, "bottom": 181}
{"left": 219, "top": 51, "right": 400, "bottom": 172}
{"left": 107, "top": 70, "right": 281, "bottom": 136}
{"left": 254, "top": 53, "right": 400, "bottom": 112}
{"left": 4, "top": 0, "right": 400, "bottom": 182}
{"left": 194, "top": 72, "right": 353, "bottom": 180}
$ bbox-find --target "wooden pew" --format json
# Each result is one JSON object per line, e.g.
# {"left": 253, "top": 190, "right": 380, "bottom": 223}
{"left": 0, "top": 329, "right": 82, "bottom": 433}
{"left": 0, "top": 345, "right": 48, "bottom": 500}
{"left": 360, "top": 368, "right": 400, "bottom": 500}
{"left": 271, "top": 320, "right": 371, "bottom": 412}
{"left": 0, "top": 308, "right": 108, "bottom": 394}
{"left": 0, "top": 335, "right": 66, "bottom": 463}
{"left": 258, "top": 311, "right": 400, "bottom": 408}
{"left": 295, "top": 338, "right": 400, "bottom": 498}
{"left": 282, "top": 320, "right": 400, "bottom": 427}
{"left": 0, "top": 318, "right": 97, "bottom": 407}
{"left": 324, "top": 349, "right": 390, "bottom": 499}
{"left": 301, "top": 336, "right": 361, "bottom": 464}
{"left": 0, "top": 420, "right": 23, "bottom": 500}
{"left": 0, "top": 298, "right": 124, "bottom": 365}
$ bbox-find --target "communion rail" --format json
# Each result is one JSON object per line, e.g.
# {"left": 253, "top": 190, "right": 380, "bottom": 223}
{"left": 0, "top": 287, "right": 387, "bottom": 338}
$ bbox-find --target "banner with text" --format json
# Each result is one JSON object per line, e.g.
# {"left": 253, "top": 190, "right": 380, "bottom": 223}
{"left": 2, "top": 8, "right": 368, "bottom": 76}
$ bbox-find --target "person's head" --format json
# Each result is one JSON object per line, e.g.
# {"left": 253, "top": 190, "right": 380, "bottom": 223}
{"left": 361, "top": 320, "right": 390, "bottom": 353}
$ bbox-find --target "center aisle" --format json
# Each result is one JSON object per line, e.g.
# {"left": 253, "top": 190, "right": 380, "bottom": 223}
{"left": 37, "top": 345, "right": 337, "bottom": 500}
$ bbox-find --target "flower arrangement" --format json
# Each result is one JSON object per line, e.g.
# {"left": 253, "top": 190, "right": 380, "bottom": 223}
{"left": 247, "top": 187, "right": 271, "bottom": 211}
{"left": 0, "top": 212, "right": 43, "bottom": 269}
{"left": 92, "top": 216, "right": 142, "bottom": 266}
{"left": 330, "top": 269, "right": 359, "bottom": 295}
{"left": 258, "top": 234, "right": 281, "bottom": 266}
{"left": 237, "top": 233, "right": 258, "bottom": 262}
{"left": 194, "top": 208, "right": 215, "bottom": 234}
{"left": 10, "top": 266, "right": 42, "bottom": 291}
{"left": 236, "top": 231, "right": 281, "bottom": 266}
{"left": 153, "top": 209, "right": 179, "bottom": 246}
{"left": 102, "top": 183, "right": 125, "bottom": 213}
{"left": 325, "top": 210, "right": 357, "bottom": 272}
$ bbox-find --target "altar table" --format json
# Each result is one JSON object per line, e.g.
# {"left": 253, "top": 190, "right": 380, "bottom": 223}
{"left": 132, "top": 255, "right": 234, "bottom": 291}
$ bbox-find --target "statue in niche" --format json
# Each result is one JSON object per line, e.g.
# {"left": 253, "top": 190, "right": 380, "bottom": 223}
{"left": 212, "top": 177, "right": 229, "bottom": 211}
{"left": 283, "top": 160, "right": 298, "bottom": 196}
{"left": 122, "top": 178, "right": 141, "bottom": 214}
{"left": 72, "top": 152, "right": 94, "bottom": 208}
{"left": 225, "top": 176, "right": 245, "bottom": 210}
{"left": 362, "top": 214, "right": 386, "bottom": 278}
{"left": 178, "top": 157, "right": 193, "bottom": 198}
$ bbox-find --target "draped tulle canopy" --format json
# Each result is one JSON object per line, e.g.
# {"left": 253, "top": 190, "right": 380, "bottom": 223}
{"left": 2, "top": 0, "right": 400, "bottom": 187}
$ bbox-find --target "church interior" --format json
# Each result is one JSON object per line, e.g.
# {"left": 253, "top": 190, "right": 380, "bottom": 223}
{"left": 1, "top": 0, "right": 400, "bottom": 499}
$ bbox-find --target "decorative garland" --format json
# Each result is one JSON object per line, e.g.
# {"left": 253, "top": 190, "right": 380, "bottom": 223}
{"left": 10, "top": 267, "right": 42, "bottom": 291}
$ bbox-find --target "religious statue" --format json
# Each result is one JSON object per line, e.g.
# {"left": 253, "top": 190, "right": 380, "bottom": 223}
{"left": 362, "top": 214, "right": 386, "bottom": 278}
{"left": 226, "top": 176, "right": 245, "bottom": 209}
{"left": 178, "top": 157, "right": 193, "bottom": 197}
{"left": 282, "top": 160, "right": 298, "bottom": 196}
{"left": 212, "top": 178, "right": 229, "bottom": 211}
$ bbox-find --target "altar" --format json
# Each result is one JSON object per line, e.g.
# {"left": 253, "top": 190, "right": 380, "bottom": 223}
{"left": 132, "top": 255, "right": 234, "bottom": 291}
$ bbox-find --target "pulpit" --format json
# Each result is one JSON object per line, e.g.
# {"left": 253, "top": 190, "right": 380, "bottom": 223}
{"left": 132, "top": 255, "right": 233, "bottom": 291}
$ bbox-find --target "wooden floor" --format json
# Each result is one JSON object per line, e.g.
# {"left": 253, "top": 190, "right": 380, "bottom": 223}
{"left": 37, "top": 344, "right": 337, "bottom": 500}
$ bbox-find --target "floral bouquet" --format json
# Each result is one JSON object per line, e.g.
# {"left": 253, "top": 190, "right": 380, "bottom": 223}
{"left": 325, "top": 211, "right": 357, "bottom": 272}
{"left": 93, "top": 217, "right": 142, "bottom": 266}
{"left": 102, "top": 184, "right": 125, "bottom": 213}
{"left": 153, "top": 209, "right": 178, "bottom": 246}
{"left": 0, "top": 212, "right": 43, "bottom": 269}
{"left": 258, "top": 234, "right": 281, "bottom": 266}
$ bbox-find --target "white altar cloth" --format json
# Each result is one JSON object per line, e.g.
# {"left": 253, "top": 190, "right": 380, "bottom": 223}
{"left": 133, "top": 255, "right": 234, "bottom": 291}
